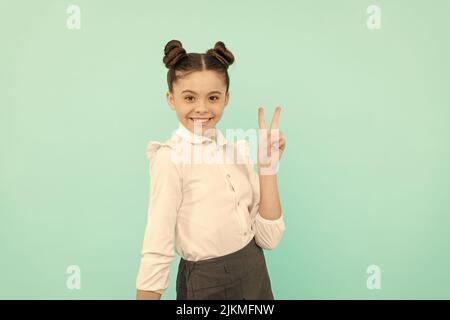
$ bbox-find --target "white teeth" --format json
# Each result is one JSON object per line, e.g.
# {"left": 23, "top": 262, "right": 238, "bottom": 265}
{"left": 191, "top": 118, "right": 210, "bottom": 123}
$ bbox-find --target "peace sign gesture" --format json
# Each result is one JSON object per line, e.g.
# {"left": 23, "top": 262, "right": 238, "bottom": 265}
{"left": 258, "top": 106, "right": 286, "bottom": 175}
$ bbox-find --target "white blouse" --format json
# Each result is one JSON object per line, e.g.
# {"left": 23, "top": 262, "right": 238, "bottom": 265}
{"left": 135, "top": 122, "right": 286, "bottom": 294}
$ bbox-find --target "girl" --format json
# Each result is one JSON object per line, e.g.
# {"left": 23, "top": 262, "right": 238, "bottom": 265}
{"left": 136, "top": 40, "right": 286, "bottom": 300}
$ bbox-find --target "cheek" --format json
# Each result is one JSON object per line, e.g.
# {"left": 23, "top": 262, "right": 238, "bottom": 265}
{"left": 212, "top": 105, "right": 225, "bottom": 115}
{"left": 175, "top": 110, "right": 190, "bottom": 121}
{"left": 175, "top": 106, "right": 189, "bottom": 116}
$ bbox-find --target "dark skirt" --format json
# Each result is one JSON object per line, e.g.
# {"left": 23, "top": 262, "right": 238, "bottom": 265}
{"left": 176, "top": 237, "right": 274, "bottom": 300}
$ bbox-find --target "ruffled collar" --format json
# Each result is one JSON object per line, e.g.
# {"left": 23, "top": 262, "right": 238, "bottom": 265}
{"left": 174, "top": 121, "right": 228, "bottom": 147}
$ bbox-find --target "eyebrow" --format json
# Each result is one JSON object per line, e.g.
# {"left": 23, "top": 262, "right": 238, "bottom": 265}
{"left": 181, "top": 90, "right": 222, "bottom": 95}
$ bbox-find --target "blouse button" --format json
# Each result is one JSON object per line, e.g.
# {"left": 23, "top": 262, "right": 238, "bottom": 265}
{"left": 226, "top": 173, "right": 231, "bottom": 178}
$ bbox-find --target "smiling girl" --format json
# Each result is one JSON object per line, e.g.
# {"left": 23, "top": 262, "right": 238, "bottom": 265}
{"left": 135, "top": 40, "right": 286, "bottom": 300}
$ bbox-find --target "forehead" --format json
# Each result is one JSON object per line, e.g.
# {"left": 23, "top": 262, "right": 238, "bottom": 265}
{"left": 174, "top": 70, "right": 226, "bottom": 94}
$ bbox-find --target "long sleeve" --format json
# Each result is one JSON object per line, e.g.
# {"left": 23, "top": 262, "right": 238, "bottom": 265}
{"left": 135, "top": 142, "right": 182, "bottom": 294}
{"left": 241, "top": 139, "right": 286, "bottom": 250}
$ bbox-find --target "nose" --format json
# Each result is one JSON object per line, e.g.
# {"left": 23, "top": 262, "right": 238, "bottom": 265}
{"left": 193, "top": 104, "right": 209, "bottom": 115}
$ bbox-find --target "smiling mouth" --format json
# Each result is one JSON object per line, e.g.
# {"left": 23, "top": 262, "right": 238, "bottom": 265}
{"left": 189, "top": 117, "right": 213, "bottom": 125}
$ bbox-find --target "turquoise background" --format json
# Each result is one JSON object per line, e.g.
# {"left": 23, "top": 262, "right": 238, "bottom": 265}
{"left": 1, "top": 0, "right": 449, "bottom": 299}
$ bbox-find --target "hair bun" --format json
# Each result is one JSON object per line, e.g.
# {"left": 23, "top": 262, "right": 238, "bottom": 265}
{"left": 206, "top": 41, "right": 235, "bottom": 68}
{"left": 163, "top": 40, "right": 187, "bottom": 69}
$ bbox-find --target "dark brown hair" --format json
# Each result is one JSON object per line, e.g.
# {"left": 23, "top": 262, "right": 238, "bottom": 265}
{"left": 163, "top": 40, "right": 235, "bottom": 93}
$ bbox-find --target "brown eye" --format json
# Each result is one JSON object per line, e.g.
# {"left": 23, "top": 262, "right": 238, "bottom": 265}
{"left": 210, "top": 96, "right": 219, "bottom": 101}
{"left": 185, "top": 96, "right": 194, "bottom": 102}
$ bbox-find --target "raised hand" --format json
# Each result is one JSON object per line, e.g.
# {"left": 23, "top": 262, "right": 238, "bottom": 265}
{"left": 258, "top": 106, "right": 286, "bottom": 175}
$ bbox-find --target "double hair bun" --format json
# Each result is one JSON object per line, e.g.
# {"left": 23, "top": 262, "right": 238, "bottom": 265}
{"left": 163, "top": 40, "right": 235, "bottom": 69}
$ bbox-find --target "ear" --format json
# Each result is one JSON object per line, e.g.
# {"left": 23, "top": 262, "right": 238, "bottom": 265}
{"left": 224, "top": 91, "right": 230, "bottom": 108}
{"left": 166, "top": 91, "right": 176, "bottom": 110}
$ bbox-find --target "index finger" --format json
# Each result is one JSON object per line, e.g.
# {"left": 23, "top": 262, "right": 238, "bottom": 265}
{"left": 258, "top": 107, "right": 266, "bottom": 129}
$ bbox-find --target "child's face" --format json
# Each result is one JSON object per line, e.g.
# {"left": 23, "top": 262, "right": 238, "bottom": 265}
{"left": 167, "top": 70, "right": 229, "bottom": 134}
